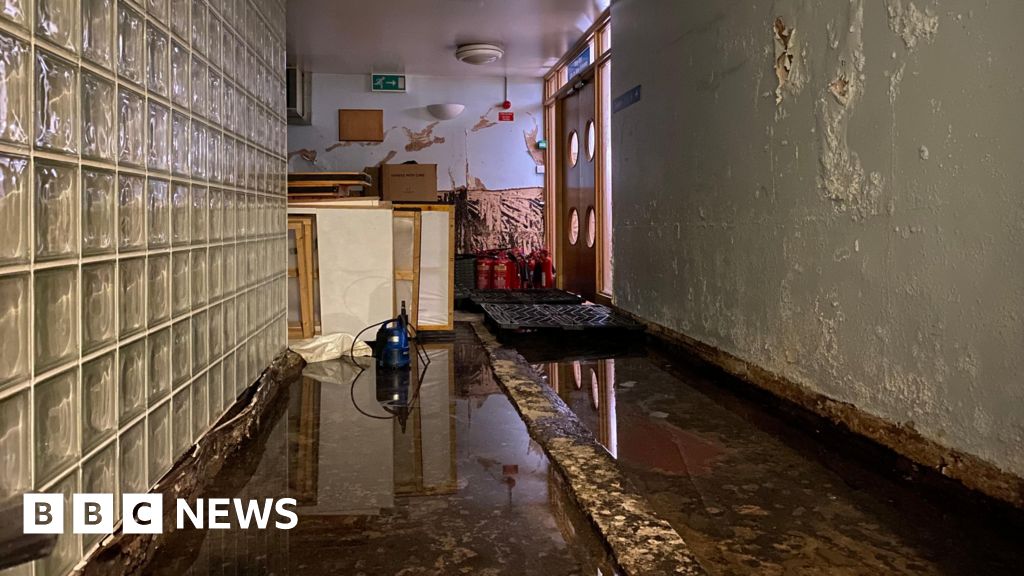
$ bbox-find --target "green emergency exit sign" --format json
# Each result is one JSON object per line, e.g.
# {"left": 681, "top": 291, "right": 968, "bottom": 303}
{"left": 372, "top": 74, "right": 406, "bottom": 92}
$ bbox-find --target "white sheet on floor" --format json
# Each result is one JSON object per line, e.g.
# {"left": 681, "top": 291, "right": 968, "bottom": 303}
{"left": 289, "top": 332, "right": 372, "bottom": 363}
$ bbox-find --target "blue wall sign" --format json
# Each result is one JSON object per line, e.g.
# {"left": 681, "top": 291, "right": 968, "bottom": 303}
{"left": 613, "top": 85, "right": 642, "bottom": 113}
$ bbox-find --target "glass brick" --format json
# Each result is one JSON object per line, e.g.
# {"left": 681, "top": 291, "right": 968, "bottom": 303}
{"left": 190, "top": 57, "right": 207, "bottom": 118}
{"left": 208, "top": 129, "right": 221, "bottom": 183}
{"left": 191, "top": 309, "right": 208, "bottom": 373}
{"left": 208, "top": 15, "right": 221, "bottom": 69}
{"left": 190, "top": 0, "right": 206, "bottom": 55}
{"left": 0, "top": 154, "right": 29, "bottom": 264}
{"left": 119, "top": 337, "right": 146, "bottom": 423}
{"left": 148, "top": 328, "right": 170, "bottom": 403}
{"left": 82, "top": 443, "right": 116, "bottom": 550}
{"left": 34, "top": 368, "right": 79, "bottom": 485}
{"left": 117, "top": 88, "right": 144, "bottom": 166}
{"left": 34, "top": 161, "right": 78, "bottom": 260}
{"left": 119, "top": 419, "right": 146, "bottom": 493}
{"left": 0, "top": 390, "right": 29, "bottom": 501}
{"left": 82, "top": 0, "right": 113, "bottom": 68}
{"left": 207, "top": 361, "right": 222, "bottom": 421}
{"left": 222, "top": 82, "right": 235, "bottom": 136}
{"left": 117, "top": 5, "right": 144, "bottom": 85}
{"left": 34, "top": 267, "right": 77, "bottom": 371}
{"left": 190, "top": 122, "right": 207, "bottom": 181}
{"left": 81, "top": 168, "right": 115, "bottom": 255}
{"left": 0, "top": 274, "right": 29, "bottom": 387}
{"left": 190, "top": 372, "right": 208, "bottom": 437}
{"left": 191, "top": 248, "right": 207, "bottom": 308}
{"left": 148, "top": 253, "right": 170, "bottom": 326}
{"left": 81, "top": 72, "right": 115, "bottom": 160}
{"left": 0, "top": 0, "right": 27, "bottom": 26}
{"left": 36, "top": 472, "right": 78, "bottom": 576}
{"left": 148, "top": 401, "right": 170, "bottom": 480}
{"left": 34, "top": 49, "right": 78, "bottom": 153}
{"left": 81, "top": 261, "right": 115, "bottom": 352}
{"left": 171, "top": 182, "right": 190, "bottom": 245}
{"left": 146, "top": 0, "right": 166, "bottom": 25}
{"left": 208, "top": 245, "right": 222, "bottom": 301}
{"left": 171, "top": 249, "right": 189, "bottom": 316}
{"left": 0, "top": 32, "right": 29, "bottom": 145}
{"left": 171, "top": 387, "right": 191, "bottom": 455}
{"left": 222, "top": 244, "right": 235, "bottom": 295}
{"left": 222, "top": 189, "right": 235, "bottom": 240}
{"left": 146, "top": 23, "right": 168, "bottom": 97}
{"left": 222, "top": 296, "right": 235, "bottom": 349}
{"left": 191, "top": 185, "right": 207, "bottom": 242}
{"left": 208, "top": 187, "right": 222, "bottom": 241}
{"left": 147, "top": 102, "right": 170, "bottom": 173}
{"left": 209, "top": 301, "right": 223, "bottom": 360}
{"left": 36, "top": 0, "right": 79, "bottom": 52}
{"left": 171, "top": 319, "right": 190, "bottom": 386}
{"left": 119, "top": 257, "right": 146, "bottom": 336}
{"left": 169, "top": 0, "right": 187, "bottom": 38}
{"left": 171, "top": 110, "right": 188, "bottom": 175}
{"left": 170, "top": 41, "right": 189, "bottom": 108}
{"left": 147, "top": 177, "right": 170, "bottom": 248}
{"left": 81, "top": 352, "right": 116, "bottom": 450}
{"left": 118, "top": 173, "right": 145, "bottom": 251}
{"left": 222, "top": 352, "right": 235, "bottom": 402}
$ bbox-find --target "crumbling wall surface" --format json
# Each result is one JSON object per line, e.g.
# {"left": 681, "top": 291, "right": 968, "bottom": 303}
{"left": 611, "top": 0, "right": 1024, "bottom": 479}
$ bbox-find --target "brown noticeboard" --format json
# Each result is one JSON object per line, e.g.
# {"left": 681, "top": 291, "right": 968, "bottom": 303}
{"left": 338, "top": 109, "right": 384, "bottom": 141}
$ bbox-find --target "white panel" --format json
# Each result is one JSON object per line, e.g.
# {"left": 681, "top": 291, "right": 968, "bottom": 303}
{"left": 315, "top": 208, "right": 394, "bottom": 338}
{"left": 417, "top": 211, "right": 450, "bottom": 328}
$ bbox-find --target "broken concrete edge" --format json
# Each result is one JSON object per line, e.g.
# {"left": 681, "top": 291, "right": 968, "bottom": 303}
{"left": 469, "top": 321, "right": 708, "bottom": 576}
{"left": 622, "top": 310, "right": 1024, "bottom": 510}
{"left": 74, "top": 350, "right": 306, "bottom": 576}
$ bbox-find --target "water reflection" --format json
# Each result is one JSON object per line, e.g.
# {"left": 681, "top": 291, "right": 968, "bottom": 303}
{"left": 128, "top": 336, "right": 613, "bottom": 576}
{"left": 540, "top": 359, "right": 618, "bottom": 458}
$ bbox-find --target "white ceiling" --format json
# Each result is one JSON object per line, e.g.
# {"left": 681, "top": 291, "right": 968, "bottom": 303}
{"left": 287, "top": 0, "right": 608, "bottom": 78}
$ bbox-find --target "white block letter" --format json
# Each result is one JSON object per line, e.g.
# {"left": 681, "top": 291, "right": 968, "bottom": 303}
{"left": 123, "top": 494, "right": 163, "bottom": 534}
{"left": 73, "top": 493, "right": 114, "bottom": 534}
{"left": 23, "top": 494, "right": 63, "bottom": 534}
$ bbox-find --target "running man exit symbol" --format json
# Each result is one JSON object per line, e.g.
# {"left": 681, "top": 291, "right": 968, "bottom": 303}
{"left": 371, "top": 74, "right": 406, "bottom": 92}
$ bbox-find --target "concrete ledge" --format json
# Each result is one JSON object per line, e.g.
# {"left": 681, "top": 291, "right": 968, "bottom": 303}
{"left": 470, "top": 322, "right": 707, "bottom": 576}
{"left": 77, "top": 350, "right": 305, "bottom": 576}
{"left": 628, "top": 312, "right": 1024, "bottom": 510}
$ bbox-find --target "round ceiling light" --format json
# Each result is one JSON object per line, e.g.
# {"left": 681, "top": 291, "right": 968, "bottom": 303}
{"left": 455, "top": 43, "right": 504, "bottom": 65}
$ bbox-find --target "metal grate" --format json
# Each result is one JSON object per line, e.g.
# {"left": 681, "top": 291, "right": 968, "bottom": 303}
{"left": 481, "top": 303, "right": 643, "bottom": 331}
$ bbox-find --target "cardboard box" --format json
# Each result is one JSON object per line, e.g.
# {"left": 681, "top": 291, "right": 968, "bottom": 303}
{"left": 381, "top": 163, "right": 438, "bottom": 202}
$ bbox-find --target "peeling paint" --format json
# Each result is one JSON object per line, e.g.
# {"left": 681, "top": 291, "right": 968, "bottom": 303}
{"left": 772, "top": 17, "right": 806, "bottom": 105}
{"left": 442, "top": 186, "right": 544, "bottom": 253}
{"left": 523, "top": 122, "right": 545, "bottom": 167}
{"left": 471, "top": 106, "right": 499, "bottom": 132}
{"left": 887, "top": 0, "right": 940, "bottom": 50}
{"left": 403, "top": 121, "right": 446, "bottom": 151}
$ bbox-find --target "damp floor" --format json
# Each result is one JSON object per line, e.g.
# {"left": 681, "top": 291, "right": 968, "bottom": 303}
{"left": 533, "top": 341, "right": 1024, "bottom": 576}
{"left": 137, "top": 331, "right": 606, "bottom": 575}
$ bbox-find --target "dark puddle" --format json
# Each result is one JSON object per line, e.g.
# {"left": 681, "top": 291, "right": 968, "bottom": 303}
{"left": 140, "top": 329, "right": 614, "bottom": 575}
{"left": 527, "top": 338, "right": 1024, "bottom": 576}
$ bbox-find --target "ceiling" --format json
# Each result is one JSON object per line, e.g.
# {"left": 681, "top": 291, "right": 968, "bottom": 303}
{"left": 286, "top": 0, "right": 608, "bottom": 78}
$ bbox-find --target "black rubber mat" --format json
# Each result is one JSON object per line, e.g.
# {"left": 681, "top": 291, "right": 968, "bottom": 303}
{"left": 470, "top": 289, "right": 583, "bottom": 306}
{"left": 481, "top": 303, "right": 643, "bottom": 331}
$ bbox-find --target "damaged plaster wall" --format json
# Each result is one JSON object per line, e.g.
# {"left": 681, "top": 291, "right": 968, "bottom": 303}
{"left": 611, "top": 0, "right": 1024, "bottom": 478}
{"left": 287, "top": 74, "right": 545, "bottom": 252}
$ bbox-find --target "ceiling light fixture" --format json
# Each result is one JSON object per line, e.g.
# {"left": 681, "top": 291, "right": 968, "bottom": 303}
{"left": 455, "top": 43, "right": 504, "bottom": 65}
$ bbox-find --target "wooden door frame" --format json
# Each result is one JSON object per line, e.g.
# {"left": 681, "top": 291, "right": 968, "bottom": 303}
{"left": 544, "top": 11, "right": 612, "bottom": 302}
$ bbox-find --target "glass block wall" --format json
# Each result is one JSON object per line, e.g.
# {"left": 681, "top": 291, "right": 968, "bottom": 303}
{"left": 0, "top": 0, "right": 288, "bottom": 571}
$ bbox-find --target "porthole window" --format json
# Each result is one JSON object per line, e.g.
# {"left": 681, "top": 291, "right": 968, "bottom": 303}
{"left": 586, "top": 120, "right": 596, "bottom": 161}
{"left": 568, "top": 209, "right": 580, "bottom": 245}
{"left": 573, "top": 361, "right": 582, "bottom": 389}
{"left": 568, "top": 130, "right": 579, "bottom": 166}
{"left": 586, "top": 207, "right": 596, "bottom": 248}
{"left": 590, "top": 368, "right": 600, "bottom": 410}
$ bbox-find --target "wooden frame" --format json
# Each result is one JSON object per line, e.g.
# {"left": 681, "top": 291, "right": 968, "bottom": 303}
{"left": 544, "top": 11, "right": 613, "bottom": 301}
{"left": 394, "top": 204, "right": 455, "bottom": 332}
{"left": 393, "top": 210, "right": 422, "bottom": 328}
{"left": 287, "top": 215, "right": 316, "bottom": 339}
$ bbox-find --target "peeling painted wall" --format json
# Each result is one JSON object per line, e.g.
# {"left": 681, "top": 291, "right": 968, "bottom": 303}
{"left": 611, "top": 0, "right": 1024, "bottom": 478}
{"left": 287, "top": 74, "right": 545, "bottom": 252}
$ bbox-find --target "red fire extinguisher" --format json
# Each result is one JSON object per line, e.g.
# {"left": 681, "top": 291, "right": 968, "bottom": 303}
{"left": 476, "top": 253, "right": 494, "bottom": 289}
{"left": 508, "top": 249, "right": 523, "bottom": 290}
{"left": 493, "top": 251, "right": 513, "bottom": 290}
{"left": 533, "top": 249, "right": 553, "bottom": 288}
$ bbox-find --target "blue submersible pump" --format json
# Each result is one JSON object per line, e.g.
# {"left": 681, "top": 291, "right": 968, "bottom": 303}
{"left": 375, "top": 301, "right": 411, "bottom": 370}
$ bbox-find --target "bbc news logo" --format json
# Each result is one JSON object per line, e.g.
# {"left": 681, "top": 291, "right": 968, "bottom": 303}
{"left": 23, "top": 494, "right": 298, "bottom": 534}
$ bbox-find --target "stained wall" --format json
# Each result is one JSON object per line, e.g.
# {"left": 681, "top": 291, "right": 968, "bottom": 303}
{"left": 287, "top": 73, "right": 546, "bottom": 253}
{"left": 0, "top": 0, "right": 289, "bottom": 571}
{"left": 611, "top": 0, "right": 1024, "bottom": 478}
